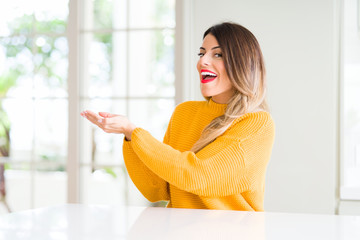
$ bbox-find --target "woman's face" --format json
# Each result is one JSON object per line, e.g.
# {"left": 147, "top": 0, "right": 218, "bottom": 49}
{"left": 197, "top": 34, "right": 233, "bottom": 104}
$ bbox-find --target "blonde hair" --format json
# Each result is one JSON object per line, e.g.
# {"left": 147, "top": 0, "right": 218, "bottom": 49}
{"left": 191, "top": 22, "right": 268, "bottom": 153}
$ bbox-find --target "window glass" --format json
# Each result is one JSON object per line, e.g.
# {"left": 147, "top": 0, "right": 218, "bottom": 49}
{"left": 128, "top": 99, "right": 174, "bottom": 141}
{"left": 0, "top": 1, "right": 32, "bottom": 37}
{"left": 2, "top": 99, "right": 34, "bottom": 160}
{"left": 129, "top": 0, "right": 175, "bottom": 28}
{"left": 128, "top": 30, "right": 175, "bottom": 97}
{"left": 0, "top": 0, "right": 69, "bottom": 213}
{"left": 4, "top": 165, "right": 32, "bottom": 211}
{"left": 0, "top": 36, "right": 34, "bottom": 98}
{"left": 34, "top": 35, "right": 68, "bottom": 97}
{"left": 81, "top": 32, "right": 127, "bottom": 98}
{"left": 34, "top": 1, "right": 68, "bottom": 33}
{"left": 91, "top": 0, "right": 127, "bottom": 29}
{"left": 81, "top": 166, "right": 127, "bottom": 205}
{"left": 33, "top": 99, "right": 68, "bottom": 163}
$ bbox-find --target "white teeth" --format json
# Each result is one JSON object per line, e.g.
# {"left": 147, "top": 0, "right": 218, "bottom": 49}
{"left": 201, "top": 72, "right": 217, "bottom": 76}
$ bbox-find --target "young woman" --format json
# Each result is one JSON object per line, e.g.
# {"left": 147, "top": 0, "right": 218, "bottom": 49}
{"left": 81, "top": 22, "right": 275, "bottom": 211}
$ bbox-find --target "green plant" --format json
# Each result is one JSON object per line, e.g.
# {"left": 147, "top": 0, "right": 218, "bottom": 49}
{"left": 0, "top": 71, "right": 16, "bottom": 157}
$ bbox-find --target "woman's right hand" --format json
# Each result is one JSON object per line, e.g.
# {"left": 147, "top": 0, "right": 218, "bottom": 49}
{"left": 80, "top": 110, "right": 136, "bottom": 140}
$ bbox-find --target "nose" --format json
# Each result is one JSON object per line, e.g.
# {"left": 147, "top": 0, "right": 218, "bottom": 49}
{"left": 198, "top": 54, "right": 210, "bottom": 67}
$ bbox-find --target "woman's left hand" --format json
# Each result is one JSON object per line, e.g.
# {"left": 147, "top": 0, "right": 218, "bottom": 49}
{"left": 80, "top": 110, "right": 136, "bottom": 140}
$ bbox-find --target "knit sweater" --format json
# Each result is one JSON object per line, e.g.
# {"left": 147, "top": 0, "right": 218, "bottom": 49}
{"left": 123, "top": 99, "right": 275, "bottom": 211}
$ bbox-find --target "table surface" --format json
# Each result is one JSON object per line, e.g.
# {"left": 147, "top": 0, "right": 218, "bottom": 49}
{"left": 0, "top": 204, "right": 359, "bottom": 240}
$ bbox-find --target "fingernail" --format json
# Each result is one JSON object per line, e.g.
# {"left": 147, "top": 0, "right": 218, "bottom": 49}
{"left": 98, "top": 119, "right": 103, "bottom": 123}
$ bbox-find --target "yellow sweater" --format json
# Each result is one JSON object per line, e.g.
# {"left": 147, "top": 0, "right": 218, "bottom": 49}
{"left": 123, "top": 99, "right": 275, "bottom": 211}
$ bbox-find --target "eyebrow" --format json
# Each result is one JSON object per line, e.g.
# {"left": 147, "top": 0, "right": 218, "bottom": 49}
{"left": 199, "top": 46, "right": 221, "bottom": 50}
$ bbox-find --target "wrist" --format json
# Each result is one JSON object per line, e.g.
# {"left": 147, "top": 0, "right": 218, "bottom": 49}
{"left": 124, "top": 124, "right": 136, "bottom": 141}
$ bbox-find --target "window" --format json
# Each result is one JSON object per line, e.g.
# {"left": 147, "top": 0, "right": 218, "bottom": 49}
{"left": 341, "top": 0, "right": 360, "bottom": 200}
{"left": 77, "top": 0, "right": 175, "bottom": 205}
{"left": 0, "top": 0, "right": 176, "bottom": 213}
{"left": 0, "top": 0, "right": 69, "bottom": 212}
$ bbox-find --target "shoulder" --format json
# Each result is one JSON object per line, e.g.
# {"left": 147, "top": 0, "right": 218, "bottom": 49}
{"left": 247, "top": 111, "right": 274, "bottom": 128}
{"left": 238, "top": 111, "right": 274, "bottom": 127}
{"left": 226, "top": 111, "right": 275, "bottom": 140}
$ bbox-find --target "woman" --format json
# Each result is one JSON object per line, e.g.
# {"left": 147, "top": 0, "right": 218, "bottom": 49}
{"left": 81, "top": 22, "right": 275, "bottom": 211}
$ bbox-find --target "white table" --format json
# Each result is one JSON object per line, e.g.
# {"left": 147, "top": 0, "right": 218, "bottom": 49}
{"left": 0, "top": 204, "right": 359, "bottom": 239}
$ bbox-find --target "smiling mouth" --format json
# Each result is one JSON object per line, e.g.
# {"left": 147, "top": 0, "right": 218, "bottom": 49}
{"left": 201, "top": 70, "right": 217, "bottom": 83}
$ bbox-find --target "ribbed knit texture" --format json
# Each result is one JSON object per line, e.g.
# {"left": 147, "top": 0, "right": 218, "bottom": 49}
{"left": 123, "top": 99, "right": 275, "bottom": 211}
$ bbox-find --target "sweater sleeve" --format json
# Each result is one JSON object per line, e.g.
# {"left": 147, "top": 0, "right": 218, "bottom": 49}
{"left": 130, "top": 116, "right": 274, "bottom": 198}
{"left": 122, "top": 125, "right": 171, "bottom": 203}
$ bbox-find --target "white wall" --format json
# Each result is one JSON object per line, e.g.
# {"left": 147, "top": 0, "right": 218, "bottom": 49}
{"left": 182, "top": 0, "right": 340, "bottom": 214}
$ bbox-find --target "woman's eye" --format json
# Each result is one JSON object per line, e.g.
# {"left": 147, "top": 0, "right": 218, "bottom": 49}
{"left": 198, "top": 52, "right": 204, "bottom": 57}
{"left": 214, "top": 53, "right": 222, "bottom": 58}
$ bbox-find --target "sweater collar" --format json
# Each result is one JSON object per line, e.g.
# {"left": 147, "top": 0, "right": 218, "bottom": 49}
{"left": 207, "top": 98, "right": 227, "bottom": 114}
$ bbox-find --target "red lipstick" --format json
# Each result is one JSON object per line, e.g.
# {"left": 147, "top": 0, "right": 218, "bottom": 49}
{"left": 200, "top": 70, "right": 217, "bottom": 83}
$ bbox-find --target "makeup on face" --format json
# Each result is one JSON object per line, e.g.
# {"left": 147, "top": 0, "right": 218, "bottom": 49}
{"left": 198, "top": 46, "right": 222, "bottom": 84}
{"left": 196, "top": 34, "right": 233, "bottom": 103}
{"left": 201, "top": 69, "right": 218, "bottom": 83}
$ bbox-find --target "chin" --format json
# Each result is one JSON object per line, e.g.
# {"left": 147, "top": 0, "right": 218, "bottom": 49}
{"left": 201, "top": 91, "right": 211, "bottom": 98}
{"left": 200, "top": 88, "right": 212, "bottom": 97}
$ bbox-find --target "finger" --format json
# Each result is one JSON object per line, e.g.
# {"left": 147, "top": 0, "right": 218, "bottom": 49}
{"left": 80, "top": 110, "right": 88, "bottom": 117}
{"left": 84, "top": 110, "right": 104, "bottom": 125}
{"left": 85, "top": 110, "right": 100, "bottom": 120}
{"left": 99, "top": 112, "right": 118, "bottom": 118}
{"left": 84, "top": 110, "right": 97, "bottom": 116}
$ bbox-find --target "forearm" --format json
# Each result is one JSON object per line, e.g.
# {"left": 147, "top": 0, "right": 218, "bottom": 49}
{"left": 130, "top": 128, "right": 254, "bottom": 197}
{"left": 123, "top": 140, "right": 170, "bottom": 202}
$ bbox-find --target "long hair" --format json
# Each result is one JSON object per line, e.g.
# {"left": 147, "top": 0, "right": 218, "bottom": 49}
{"left": 191, "top": 22, "right": 268, "bottom": 153}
